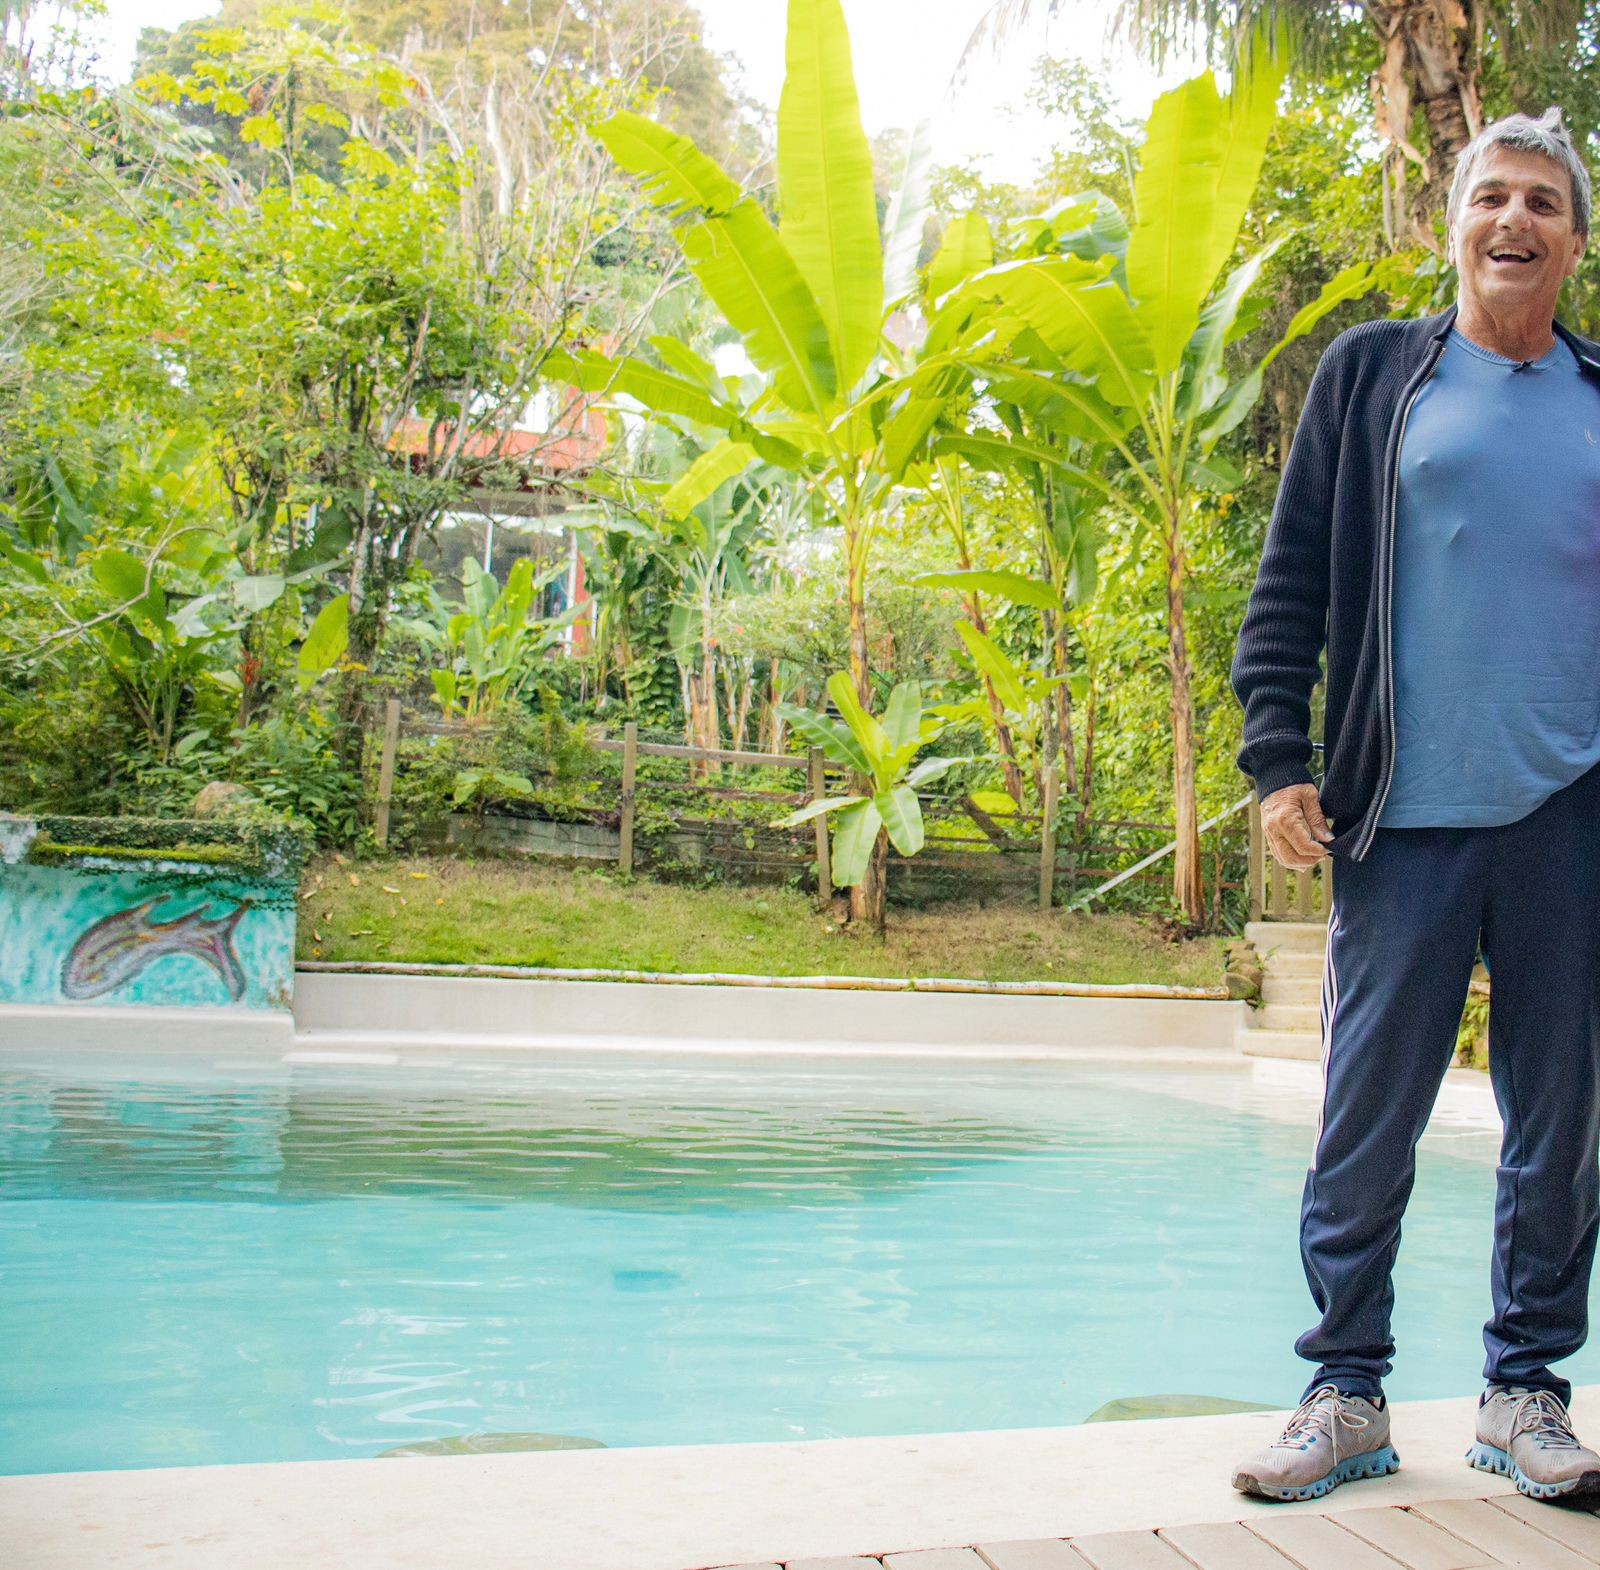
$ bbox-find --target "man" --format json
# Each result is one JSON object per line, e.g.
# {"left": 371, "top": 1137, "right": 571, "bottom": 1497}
{"left": 1229, "top": 108, "right": 1600, "bottom": 1504}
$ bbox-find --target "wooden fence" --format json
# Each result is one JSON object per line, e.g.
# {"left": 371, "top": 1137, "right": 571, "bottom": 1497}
{"left": 1245, "top": 795, "right": 1332, "bottom": 923}
{"left": 369, "top": 699, "right": 1252, "bottom": 918}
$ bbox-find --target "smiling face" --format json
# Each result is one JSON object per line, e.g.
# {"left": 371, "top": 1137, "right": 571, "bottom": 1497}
{"left": 1449, "top": 145, "right": 1587, "bottom": 322}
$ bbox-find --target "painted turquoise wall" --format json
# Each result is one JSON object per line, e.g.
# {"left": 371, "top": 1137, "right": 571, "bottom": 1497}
{"left": 0, "top": 865, "right": 297, "bottom": 1011}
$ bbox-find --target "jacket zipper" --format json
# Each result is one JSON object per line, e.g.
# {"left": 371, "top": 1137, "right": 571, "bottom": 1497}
{"left": 1352, "top": 329, "right": 1451, "bottom": 861}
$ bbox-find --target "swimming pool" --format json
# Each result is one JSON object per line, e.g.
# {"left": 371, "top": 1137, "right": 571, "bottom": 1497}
{"left": 0, "top": 1048, "right": 1573, "bottom": 1476}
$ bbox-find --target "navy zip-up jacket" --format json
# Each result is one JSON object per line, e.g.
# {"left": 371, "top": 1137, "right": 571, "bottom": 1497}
{"left": 1231, "top": 305, "right": 1600, "bottom": 860}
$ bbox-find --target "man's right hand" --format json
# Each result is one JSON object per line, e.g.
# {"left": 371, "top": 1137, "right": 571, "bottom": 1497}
{"left": 1262, "top": 782, "right": 1334, "bottom": 869}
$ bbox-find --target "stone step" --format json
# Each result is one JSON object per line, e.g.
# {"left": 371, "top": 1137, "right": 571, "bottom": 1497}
{"left": 1250, "top": 1003, "right": 1320, "bottom": 1033}
{"left": 1262, "top": 951, "right": 1326, "bottom": 979}
{"left": 1261, "top": 975, "right": 1321, "bottom": 1007}
{"left": 1241, "top": 1029, "right": 1323, "bottom": 1063}
{"left": 1245, "top": 920, "right": 1329, "bottom": 952}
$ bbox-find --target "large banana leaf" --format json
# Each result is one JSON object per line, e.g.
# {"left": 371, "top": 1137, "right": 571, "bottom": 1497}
{"left": 881, "top": 680, "right": 923, "bottom": 755}
{"left": 1045, "top": 190, "right": 1130, "bottom": 274}
{"left": 778, "top": 0, "right": 883, "bottom": 395}
{"left": 881, "top": 391, "right": 952, "bottom": 482}
{"left": 499, "top": 558, "right": 535, "bottom": 628}
{"left": 647, "top": 336, "right": 722, "bottom": 391}
{"left": 593, "top": 111, "right": 742, "bottom": 216}
{"left": 679, "top": 203, "right": 837, "bottom": 417}
{"left": 779, "top": 701, "right": 872, "bottom": 775}
{"left": 875, "top": 785, "right": 924, "bottom": 857}
{"left": 827, "top": 670, "right": 889, "bottom": 774}
{"left": 666, "top": 601, "right": 701, "bottom": 664}
{"left": 969, "top": 257, "right": 1154, "bottom": 408}
{"left": 931, "top": 433, "right": 1118, "bottom": 502}
{"left": 831, "top": 799, "right": 883, "bottom": 888}
{"left": 916, "top": 568, "right": 1059, "bottom": 612}
{"left": 1196, "top": 259, "right": 1383, "bottom": 450}
{"left": 1176, "top": 238, "right": 1284, "bottom": 425}
{"left": 1126, "top": 74, "right": 1230, "bottom": 379}
{"left": 297, "top": 594, "right": 348, "bottom": 689}
{"left": 1125, "top": 43, "right": 1286, "bottom": 379}
{"left": 906, "top": 755, "right": 960, "bottom": 789}
{"left": 551, "top": 348, "right": 734, "bottom": 431}
{"left": 928, "top": 213, "right": 994, "bottom": 304}
{"left": 594, "top": 110, "right": 835, "bottom": 418}
{"left": 1197, "top": 37, "right": 1287, "bottom": 319}
{"left": 1051, "top": 500, "right": 1102, "bottom": 607}
{"left": 776, "top": 793, "right": 867, "bottom": 828}
{"left": 661, "top": 440, "right": 757, "bottom": 520}
{"left": 957, "top": 622, "right": 1027, "bottom": 713}
{"left": 882, "top": 119, "right": 934, "bottom": 309}
{"left": 1260, "top": 260, "right": 1386, "bottom": 375}
{"left": 975, "top": 363, "right": 1137, "bottom": 446}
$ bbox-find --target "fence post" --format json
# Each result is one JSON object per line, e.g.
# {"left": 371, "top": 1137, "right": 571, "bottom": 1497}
{"left": 374, "top": 697, "right": 400, "bottom": 850}
{"left": 619, "top": 721, "right": 638, "bottom": 876}
{"left": 808, "top": 747, "right": 831, "bottom": 903}
{"left": 1247, "top": 794, "right": 1265, "bottom": 922}
{"left": 1038, "top": 760, "right": 1059, "bottom": 913}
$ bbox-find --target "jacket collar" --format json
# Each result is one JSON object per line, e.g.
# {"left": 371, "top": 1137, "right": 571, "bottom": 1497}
{"left": 1430, "top": 301, "right": 1600, "bottom": 376}
{"left": 1553, "top": 317, "right": 1600, "bottom": 378}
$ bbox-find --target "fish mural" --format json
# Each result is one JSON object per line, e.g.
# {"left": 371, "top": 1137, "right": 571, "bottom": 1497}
{"left": 61, "top": 896, "right": 251, "bottom": 1002}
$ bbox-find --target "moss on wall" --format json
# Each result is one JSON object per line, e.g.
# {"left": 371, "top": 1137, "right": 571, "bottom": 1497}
{"left": 8, "top": 813, "right": 311, "bottom": 884}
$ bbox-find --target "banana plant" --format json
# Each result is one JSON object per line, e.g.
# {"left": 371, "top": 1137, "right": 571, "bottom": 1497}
{"left": 400, "top": 556, "right": 577, "bottom": 721}
{"left": 898, "top": 200, "right": 1132, "bottom": 820}
{"left": 909, "top": 455, "right": 1034, "bottom": 807}
{"left": 776, "top": 673, "right": 959, "bottom": 919}
{"left": 660, "top": 460, "right": 777, "bottom": 757}
{"left": 566, "top": 0, "right": 1003, "bottom": 931}
{"left": 941, "top": 44, "right": 1393, "bottom": 924}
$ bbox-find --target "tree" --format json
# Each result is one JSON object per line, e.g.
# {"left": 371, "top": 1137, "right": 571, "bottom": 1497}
{"left": 963, "top": 2, "right": 1591, "bottom": 247}
{"left": 130, "top": 7, "right": 677, "bottom": 763}
{"left": 947, "top": 52, "right": 1383, "bottom": 922}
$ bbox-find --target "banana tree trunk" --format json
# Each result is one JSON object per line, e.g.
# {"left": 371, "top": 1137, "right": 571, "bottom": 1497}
{"left": 1164, "top": 518, "right": 1204, "bottom": 926}
{"left": 964, "top": 591, "right": 1026, "bottom": 807}
{"left": 1052, "top": 614, "right": 1079, "bottom": 798}
{"left": 843, "top": 510, "right": 889, "bottom": 932}
{"left": 947, "top": 495, "right": 1026, "bottom": 805}
{"left": 850, "top": 827, "right": 890, "bottom": 933}
{"left": 683, "top": 661, "right": 719, "bottom": 776}
{"left": 1077, "top": 678, "right": 1096, "bottom": 833}
{"left": 846, "top": 519, "right": 871, "bottom": 706}
{"left": 1038, "top": 487, "right": 1077, "bottom": 800}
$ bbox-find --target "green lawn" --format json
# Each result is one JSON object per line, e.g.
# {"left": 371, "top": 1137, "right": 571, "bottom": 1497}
{"left": 298, "top": 856, "right": 1229, "bottom": 988}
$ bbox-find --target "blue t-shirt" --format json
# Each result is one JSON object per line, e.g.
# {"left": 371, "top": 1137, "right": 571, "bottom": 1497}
{"left": 1379, "top": 329, "right": 1600, "bottom": 829}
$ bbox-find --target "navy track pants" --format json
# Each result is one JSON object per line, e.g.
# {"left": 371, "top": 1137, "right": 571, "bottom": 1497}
{"left": 1298, "top": 761, "right": 1600, "bottom": 1405}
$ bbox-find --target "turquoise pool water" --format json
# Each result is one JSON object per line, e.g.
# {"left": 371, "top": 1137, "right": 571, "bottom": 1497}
{"left": 0, "top": 1049, "right": 1583, "bottom": 1476}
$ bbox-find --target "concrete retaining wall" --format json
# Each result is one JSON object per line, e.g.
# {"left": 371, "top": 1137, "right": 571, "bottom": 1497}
{"left": 291, "top": 972, "right": 1246, "bottom": 1059}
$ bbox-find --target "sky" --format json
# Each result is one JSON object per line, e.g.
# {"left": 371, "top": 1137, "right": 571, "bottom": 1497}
{"left": 79, "top": 0, "right": 1197, "bottom": 183}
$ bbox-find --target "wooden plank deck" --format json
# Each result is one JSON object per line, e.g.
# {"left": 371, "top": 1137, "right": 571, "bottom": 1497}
{"left": 716, "top": 1494, "right": 1600, "bottom": 1570}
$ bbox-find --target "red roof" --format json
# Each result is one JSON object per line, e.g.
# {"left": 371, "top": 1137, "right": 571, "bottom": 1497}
{"left": 390, "top": 391, "right": 606, "bottom": 476}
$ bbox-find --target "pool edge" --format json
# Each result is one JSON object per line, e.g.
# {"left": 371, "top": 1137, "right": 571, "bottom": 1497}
{"left": 3, "top": 1387, "right": 1579, "bottom": 1570}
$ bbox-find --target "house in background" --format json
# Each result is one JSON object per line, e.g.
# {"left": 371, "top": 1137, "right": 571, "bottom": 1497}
{"left": 395, "top": 382, "right": 607, "bottom": 654}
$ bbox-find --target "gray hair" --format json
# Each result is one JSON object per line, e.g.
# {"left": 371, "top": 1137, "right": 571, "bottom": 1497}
{"left": 1447, "top": 108, "right": 1592, "bottom": 237}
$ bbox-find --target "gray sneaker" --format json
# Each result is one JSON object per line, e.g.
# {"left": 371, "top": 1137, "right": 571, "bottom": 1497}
{"left": 1468, "top": 1385, "right": 1600, "bottom": 1500}
{"left": 1232, "top": 1384, "right": 1400, "bottom": 1502}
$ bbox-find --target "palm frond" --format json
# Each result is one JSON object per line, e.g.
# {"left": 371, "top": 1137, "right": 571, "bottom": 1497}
{"left": 1486, "top": 0, "right": 1586, "bottom": 58}
{"left": 952, "top": 0, "right": 1103, "bottom": 86}
{"left": 1112, "top": 0, "right": 1349, "bottom": 70}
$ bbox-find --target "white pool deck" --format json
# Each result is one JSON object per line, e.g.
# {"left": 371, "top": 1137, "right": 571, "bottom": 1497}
{"left": 0, "top": 970, "right": 1550, "bottom": 1570}
{"left": 7, "top": 1389, "right": 1600, "bottom": 1570}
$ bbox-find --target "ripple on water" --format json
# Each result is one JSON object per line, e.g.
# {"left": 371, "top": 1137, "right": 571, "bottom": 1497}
{"left": 0, "top": 1053, "right": 1567, "bottom": 1476}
